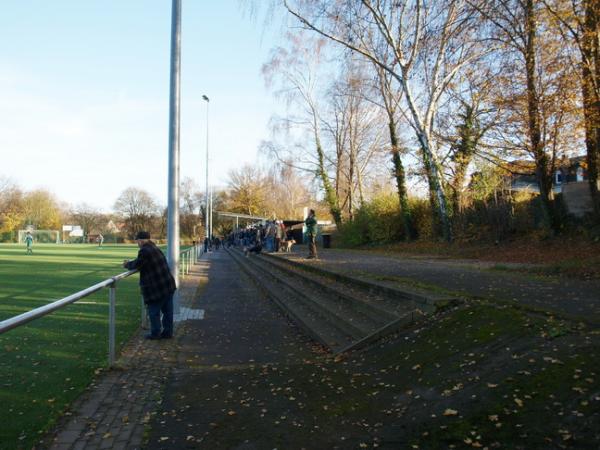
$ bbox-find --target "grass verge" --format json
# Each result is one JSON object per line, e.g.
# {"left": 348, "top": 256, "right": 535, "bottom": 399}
{"left": 183, "top": 301, "right": 599, "bottom": 448}
{"left": 0, "top": 244, "right": 142, "bottom": 450}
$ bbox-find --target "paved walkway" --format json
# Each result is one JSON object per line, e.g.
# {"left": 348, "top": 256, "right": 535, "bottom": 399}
{"left": 47, "top": 250, "right": 313, "bottom": 450}
{"left": 282, "top": 247, "right": 600, "bottom": 324}
{"left": 47, "top": 256, "right": 208, "bottom": 450}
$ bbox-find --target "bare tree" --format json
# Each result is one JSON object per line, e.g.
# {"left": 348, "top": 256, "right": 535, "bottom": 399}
{"left": 472, "top": 0, "right": 581, "bottom": 231}
{"left": 113, "top": 187, "right": 159, "bottom": 239}
{"left": 69, "top": 203, "right": 104, "bottom": 240}
{"left": 225, "top": 165, "right": 270, "bottom": 216}
{"left": 180, "top": 177, "right": 203, "bottom": 239}
{"left": 266, "top": 163, "right": 314, "bottom": 220}
{"left": 262, "top": 33, "right": 343, "bottom": 226}
{"left": 283, "top": 0, "right": 487, "bottom": 242}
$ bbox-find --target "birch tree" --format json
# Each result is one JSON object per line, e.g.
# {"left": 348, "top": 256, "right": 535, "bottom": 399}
{"left": 262, "top": 34, "right": 343, "bottom": 226}
{"left": 373, "top": 64, "right": 416, "bottom": 239}
{"left": 283, "top": 0, "right": 487, "bottom": 242}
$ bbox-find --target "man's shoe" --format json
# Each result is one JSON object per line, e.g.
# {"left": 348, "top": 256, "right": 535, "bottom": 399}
{"left": 160, "top": 333, "right": 173, "bottom": 339}
{"left": 144, "top": 333, "right": 161, "bottom": 340}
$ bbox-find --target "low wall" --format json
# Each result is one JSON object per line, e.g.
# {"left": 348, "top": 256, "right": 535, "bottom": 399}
{"left": 562, "top": 182, "right": 597, "bottom": 217}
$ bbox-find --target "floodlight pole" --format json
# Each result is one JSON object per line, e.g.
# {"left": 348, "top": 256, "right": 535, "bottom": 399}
{"left": 167, "top": 0, "right": 182, "bottom": 314}
{"left": 202, "top": 94, "right": 210, "bottom": 245}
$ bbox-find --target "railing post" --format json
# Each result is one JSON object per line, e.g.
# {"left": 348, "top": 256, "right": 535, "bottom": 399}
{"left": 108, "top": 282, "right": 116, "bottom": 367}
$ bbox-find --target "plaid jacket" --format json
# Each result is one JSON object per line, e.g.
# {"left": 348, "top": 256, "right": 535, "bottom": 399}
{"left": 125, "top": 242, "right": 176, "bottom": 304}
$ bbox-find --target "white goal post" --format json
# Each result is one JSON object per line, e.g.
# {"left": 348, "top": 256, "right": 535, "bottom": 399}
{"left": 18, "top": 230, "right": 60, "bottom": 244}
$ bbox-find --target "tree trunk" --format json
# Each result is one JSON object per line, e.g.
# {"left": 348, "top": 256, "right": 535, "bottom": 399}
{"left": 451, "top": 105, "right": 476, "bottom": 217}
{"left": 348, "top": 121, "right": 356, "bottom": 221}
{"left": 418, "top": 130, "right": 452, "bottom": 241}
{"left": 357, "top": 166, "right": 365, "bottom": 207}
{"left": 315, "top": 130, "right": 342, "bottom": 227}
{"left": 582, "top": 0, "right": 600, "bottom": 216}
{"left": 524, "top": 0, "right": 557, "bottom": 231}
{"left": 400, "top": 71, "right": 452, "bottom": 242}
{"left": 388, "top": 119, "right": 415, "bottom": 240}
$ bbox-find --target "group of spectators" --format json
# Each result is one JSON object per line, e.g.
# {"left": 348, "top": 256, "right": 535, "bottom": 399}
{"left": 203, "top": 235, "right": 223, "bottom": 252}
{"left": 225, "top": 209, "right": 318, "bottom": 259}
{"left": 227, "top": 219, "right": 290, "bottom": 256}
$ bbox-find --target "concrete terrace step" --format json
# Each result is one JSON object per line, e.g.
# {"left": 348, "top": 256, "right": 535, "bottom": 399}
{"left": 254, "top": 254, "right": 395, "bottom": 331}
{"left": 267, "top": 252, "right": 457, "bottom": 311}
{"left": 228, "top": 247, "right": 437, "bottom": 353}
{"left": 251, "top": 256, "right": 378, "bottom": 339}
{"left": 228, "top": 248, "right": 354, "bottom": 350}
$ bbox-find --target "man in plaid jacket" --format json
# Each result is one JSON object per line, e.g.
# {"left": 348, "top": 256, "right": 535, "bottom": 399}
{"left": 123, "top": 231, "right": 177, "bottom": 340}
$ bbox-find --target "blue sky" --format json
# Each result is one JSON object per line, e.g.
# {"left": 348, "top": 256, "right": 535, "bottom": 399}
{"left": 0, "top": 1, "right": 285, "bottom": 211}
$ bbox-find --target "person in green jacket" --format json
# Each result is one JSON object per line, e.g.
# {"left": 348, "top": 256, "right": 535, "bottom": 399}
{"left": 25, "top": 231, "right": 33, "bottom": 254}
{"left": 305, "top": 209, "right": 318, "bottom": 259}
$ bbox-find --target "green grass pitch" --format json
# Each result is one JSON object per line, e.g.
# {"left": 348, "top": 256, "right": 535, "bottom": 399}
{"left": 0, "top": 243, "right": 142, "bottom": 449}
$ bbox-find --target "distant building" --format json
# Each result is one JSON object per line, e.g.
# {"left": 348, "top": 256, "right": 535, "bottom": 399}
{"left": 506, "top": 156, "right": 596, "bottom": 217}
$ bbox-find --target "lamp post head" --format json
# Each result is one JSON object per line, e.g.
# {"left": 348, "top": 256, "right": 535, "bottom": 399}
{"left": 202, "top": 95, "right": 209, "bottom": 102}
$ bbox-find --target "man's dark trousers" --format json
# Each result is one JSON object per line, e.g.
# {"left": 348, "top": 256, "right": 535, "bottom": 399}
{"left": 147, "top": 294, "right": 174, "bottom": 338}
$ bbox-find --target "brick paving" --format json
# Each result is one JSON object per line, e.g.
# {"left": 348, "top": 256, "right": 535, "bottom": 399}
{"left": 46, "top": 255, "right": 208, "bottom": 450}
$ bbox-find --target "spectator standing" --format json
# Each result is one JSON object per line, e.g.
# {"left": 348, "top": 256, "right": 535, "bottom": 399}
{"left": 305, "top": 209, "right": 318, "bottom": 259}
{"left": 123, "top": 231, "right": 176, "bottom": 340}
{"left": 266, "top": 221, "right": 276, "bottom": 252}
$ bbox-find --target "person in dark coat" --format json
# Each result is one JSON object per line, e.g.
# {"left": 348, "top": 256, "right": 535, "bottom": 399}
{"left": 123, "top": 231, "right": 176, "bottom": 340}
{"left": 305, "top": 209, "right": 318, "bottom": 259}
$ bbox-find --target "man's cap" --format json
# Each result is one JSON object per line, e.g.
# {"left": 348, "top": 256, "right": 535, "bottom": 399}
{"left": 135, "top": 231, "right": 151, "bottom": 240}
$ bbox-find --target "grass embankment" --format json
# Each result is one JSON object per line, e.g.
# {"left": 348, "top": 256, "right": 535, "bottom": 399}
{"left": 0, "top": 244, "right": 142, "bottom": 450}
{"left": 363, "top": 236, "right": 600, "bottom": 280}
{"left": 192, "top": 301, "right": 599, "bottom": 449}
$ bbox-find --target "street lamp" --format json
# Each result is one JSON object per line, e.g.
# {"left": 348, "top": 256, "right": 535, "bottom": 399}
{"left": 202, "top": 95, "right": 210, "bottom": 247}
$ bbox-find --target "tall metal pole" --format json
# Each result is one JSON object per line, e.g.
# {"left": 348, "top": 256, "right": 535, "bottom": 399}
{"left": 167, "top": 0, "right": 182, "bottom": 313}
{"left": 210, "top": 185, "right": 214, "bottom": 237}
{"left": 202, "top": 95, "right": 210, "bottom": 245}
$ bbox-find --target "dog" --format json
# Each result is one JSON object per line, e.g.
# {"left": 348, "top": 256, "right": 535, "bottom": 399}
{"left": 280, "top": 239, "right": 296, "bottom": 253}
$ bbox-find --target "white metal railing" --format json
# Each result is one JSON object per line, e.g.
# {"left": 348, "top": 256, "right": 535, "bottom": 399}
{"left": 0, "top": 269, "right": 138, "bottom": 366}
{"left": 179, "top": 243, "right": 203, "bottom": 277}
{"left": 0, "top": 242, "right": 206, "bottom": 366}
